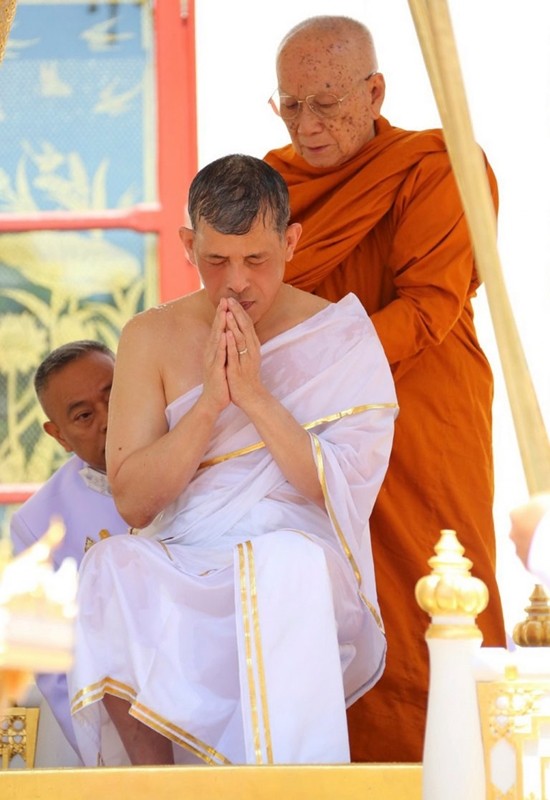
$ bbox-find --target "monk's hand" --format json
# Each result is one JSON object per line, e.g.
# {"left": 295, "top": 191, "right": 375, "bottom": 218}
{"left": 201, "top": 300, "right": 231, "bottom": 413}
{"left": 225, "top": 297, "right": 264, "bottom": 409}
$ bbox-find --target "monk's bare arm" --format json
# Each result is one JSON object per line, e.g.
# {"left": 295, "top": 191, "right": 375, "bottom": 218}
{"left": 106, "top": 309, "right": 226, "bottom": 528}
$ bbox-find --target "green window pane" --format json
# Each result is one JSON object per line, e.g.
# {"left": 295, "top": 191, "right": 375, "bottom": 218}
{"left": 0, "top": 228, "right": 156, "bottom": 483}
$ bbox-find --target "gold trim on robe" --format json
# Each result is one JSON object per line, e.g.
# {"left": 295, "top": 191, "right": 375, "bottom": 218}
{"left": 311, "top": 433, "right": 385, "bottom": 633}
{"left": 70, "top": 677, "right": 232, "bottom": 766}
{"left": 237, "top": 540, "right": 274, "bottom": 765}
{"left": 199, "top": 403, "right": 398, "bottom": 469}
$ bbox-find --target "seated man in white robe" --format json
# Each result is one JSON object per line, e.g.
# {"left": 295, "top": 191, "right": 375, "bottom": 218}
{"left": 68, "top": 154, "right": 398, "bottom": 767}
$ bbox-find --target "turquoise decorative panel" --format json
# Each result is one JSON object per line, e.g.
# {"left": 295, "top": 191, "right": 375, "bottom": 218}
{"left": 0, "top": 0, "right": 155, "bottom": 212}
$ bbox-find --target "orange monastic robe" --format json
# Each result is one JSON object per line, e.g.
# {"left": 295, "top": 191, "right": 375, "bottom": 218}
{"left": 265, "top": 116, "right": 506, "bottom": 763}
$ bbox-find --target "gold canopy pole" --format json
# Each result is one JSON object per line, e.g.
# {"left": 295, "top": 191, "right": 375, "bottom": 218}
{"left": 407, "top": 0, "right": 550, "bottom": 495}
{"left": 0, "top": 0, "right": 17, "bottom": 63}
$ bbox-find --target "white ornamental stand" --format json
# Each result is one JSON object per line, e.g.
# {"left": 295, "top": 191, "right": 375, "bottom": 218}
{"left": 415, "top": 529, "right": 489, "bottom": 800}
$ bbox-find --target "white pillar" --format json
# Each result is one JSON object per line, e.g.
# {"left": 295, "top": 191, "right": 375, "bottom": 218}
{"left": 416, "top": 529, "right": 489, "bottom": 800}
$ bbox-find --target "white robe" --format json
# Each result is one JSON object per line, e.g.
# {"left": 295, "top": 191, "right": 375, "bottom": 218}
{"left": 68, "top": 293, "right": 398, "bottom": 766}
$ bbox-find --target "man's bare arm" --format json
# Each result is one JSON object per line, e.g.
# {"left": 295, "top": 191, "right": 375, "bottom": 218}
{"left": 106, "top": 307, "right": 228, "bottom": 528}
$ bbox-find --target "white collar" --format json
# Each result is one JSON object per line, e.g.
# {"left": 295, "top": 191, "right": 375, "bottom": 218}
{"left": 78, "top": 465, "right": 112, "bottom": 496}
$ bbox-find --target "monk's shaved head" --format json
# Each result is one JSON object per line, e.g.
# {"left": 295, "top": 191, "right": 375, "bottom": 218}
{"left": 276, "top": 15, "right": 378, "bottom": 74}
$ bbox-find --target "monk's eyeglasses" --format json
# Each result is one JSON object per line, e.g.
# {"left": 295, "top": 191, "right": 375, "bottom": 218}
{"left": 268, "top": 72, "right": 378, "bottom": 121}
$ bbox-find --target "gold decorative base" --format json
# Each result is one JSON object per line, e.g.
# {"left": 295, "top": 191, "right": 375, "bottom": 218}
{"left": 477, "top": 656, "right": 550, "bottom": 799}
{"left": 0, "top": 706, "right": 40, "bottom": 769}
{"left": 1, "top": 763, "right": 421, "bottom": 798}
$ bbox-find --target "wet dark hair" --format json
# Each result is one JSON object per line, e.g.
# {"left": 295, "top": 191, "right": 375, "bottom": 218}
{"left": 187, "top": 154, "right": 290, "bottom": 236}
{"left": 34, "top": 340, "right": 114, "bottom": 402}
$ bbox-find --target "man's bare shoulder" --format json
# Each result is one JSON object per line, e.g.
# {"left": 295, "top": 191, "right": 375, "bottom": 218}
{"left": 115, "top": 291, "right": 211, "bottom": 399}
{"left": 284, "top": 284, "right": 331, "bottom": 320}
{"left": 260, "top": 285, "right": 332, "bottom": 342}
{"left": 121, "top": 290, "right": 209, "bottom": 342}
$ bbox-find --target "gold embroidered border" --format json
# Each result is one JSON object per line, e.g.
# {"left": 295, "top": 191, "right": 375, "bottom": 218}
{"left": 237, "top": 541, "right": 273, "bottom": 765}
{"left": 246, "top": 540, "right": 273, "bottom": 764}
{"left": 70, "top": 676, "right": 231, "bottom": 766}
{"left": 71, "top": 676, "right": 134, "bottom": 712}
{"left": 157, "top": 539, "right": 174, "bottom": 561}
{"left": 312, "top": 434, "right": 384, "bottom": 633}
{"left": 238, "top": 543, "right": 262, "bottom": 763}
{"left": 359, "top": 591, "right": 384, "bottom": 631}
{"left": 199, "top": 403, "right": 398, "bottom": 469}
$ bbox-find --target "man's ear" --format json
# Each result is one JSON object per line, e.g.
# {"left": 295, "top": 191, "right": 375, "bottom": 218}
{"left": 179, "top": 226, "right": 196, "bottom": 265}
{"left": 43, "top": 420, "right": 72, "bottom": 454}
{"left": 285, "top": 222, "right": 302, "bottom": 260}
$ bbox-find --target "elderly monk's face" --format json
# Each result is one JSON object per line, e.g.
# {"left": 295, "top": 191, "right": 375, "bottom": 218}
{"left": 276, "top": 31, "right": 385, "bottom": 168}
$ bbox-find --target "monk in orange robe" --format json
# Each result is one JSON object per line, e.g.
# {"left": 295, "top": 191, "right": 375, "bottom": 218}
{"left": 264, "top": 15, "right": 506, "bottom": 762}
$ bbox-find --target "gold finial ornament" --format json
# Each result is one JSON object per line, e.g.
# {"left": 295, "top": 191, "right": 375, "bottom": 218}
{"left": 415, "top": 529, "right": 489, "bottom": 618}
{"left": 0, "top": 0, "right": 17, "bottom": 64}
{"left": 512, "top": 583, "right": 550, "bottom": 646}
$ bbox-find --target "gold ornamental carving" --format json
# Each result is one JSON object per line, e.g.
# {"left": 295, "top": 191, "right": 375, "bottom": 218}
{"left": 513, "top": 584, "right": 550, "bottom": 647}
{"left": 415, "top": 528, "right": 489, "bottom": 621}
{"left": 0, "top": 706, "right": 39, "bottom": 769}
